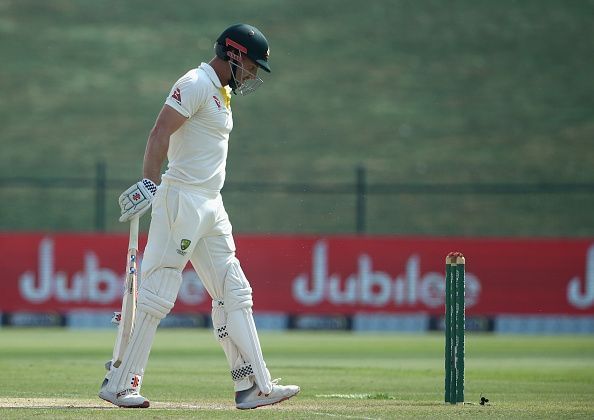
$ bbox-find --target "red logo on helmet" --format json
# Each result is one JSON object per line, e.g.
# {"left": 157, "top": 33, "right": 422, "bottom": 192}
{"left": 225, "top": 38, "right": 247, "bottom": 62}
{"left": 226, "top": 38, "right": 247, "bottom": 53}
{"left": 171, "top": 88, "right": 182, "bottom": 104}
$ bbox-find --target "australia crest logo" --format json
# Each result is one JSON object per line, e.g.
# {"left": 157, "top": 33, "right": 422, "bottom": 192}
{"left": 177, "top": 239, "right": 191, "bottom": 255}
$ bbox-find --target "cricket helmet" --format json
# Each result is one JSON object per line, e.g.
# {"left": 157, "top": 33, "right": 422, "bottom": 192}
{"left": 215, "top": 23, "right": 271, "bottom": 73}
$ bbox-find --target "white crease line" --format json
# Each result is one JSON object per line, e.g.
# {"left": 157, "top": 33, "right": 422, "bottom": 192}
{"left": 312, "top": 412, "right": 379, "bottom": 420}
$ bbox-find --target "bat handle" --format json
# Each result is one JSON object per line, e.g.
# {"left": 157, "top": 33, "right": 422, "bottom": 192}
{"left": 129, "top": 216, "right": 140, "bottom": 250}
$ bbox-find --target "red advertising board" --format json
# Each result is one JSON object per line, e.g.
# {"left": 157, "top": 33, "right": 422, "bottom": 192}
{"left": 1, "top": 233, "right": 593, "bottom": 315}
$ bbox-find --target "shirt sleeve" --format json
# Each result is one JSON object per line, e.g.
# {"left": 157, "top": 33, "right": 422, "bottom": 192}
{"left": 164, "top": 70, "right": 208, "bottom": 118}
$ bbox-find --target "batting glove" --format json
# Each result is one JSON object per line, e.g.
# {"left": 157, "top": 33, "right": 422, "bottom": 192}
{"left": 118, "top": 178, "right": 158, "bottom": 222}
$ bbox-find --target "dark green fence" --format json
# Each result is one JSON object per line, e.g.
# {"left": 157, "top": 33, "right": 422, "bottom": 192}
{"left": 2, "top": 162, "right": 594, "bottom": 236}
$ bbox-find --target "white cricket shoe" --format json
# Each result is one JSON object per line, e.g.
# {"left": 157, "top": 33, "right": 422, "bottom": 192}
{"left": 235, "top": 378, "right": 300, "bottom": 409}
{"left": 98, "top": 378, "right": 150, "bottom": 408}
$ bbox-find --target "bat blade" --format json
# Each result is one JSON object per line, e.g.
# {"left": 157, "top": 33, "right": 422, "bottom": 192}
{"left": 111, "top": 216, "right": 140, "bottom": 368}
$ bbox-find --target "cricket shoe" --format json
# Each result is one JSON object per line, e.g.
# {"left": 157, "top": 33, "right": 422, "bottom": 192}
{"left": 98, "top": 378, "right": 150, "bottom": 408}
{"left": 235, "top": 378, "right": 300, "bottom": 409}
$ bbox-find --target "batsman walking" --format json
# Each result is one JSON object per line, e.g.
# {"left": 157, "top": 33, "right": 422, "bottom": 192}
{"left": 99, "top": 23, "right": 300, "bottom": 409}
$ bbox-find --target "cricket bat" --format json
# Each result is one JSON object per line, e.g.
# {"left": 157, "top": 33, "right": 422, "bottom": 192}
{"left": 109, "top": 216, "right": 140, "bottom": 369}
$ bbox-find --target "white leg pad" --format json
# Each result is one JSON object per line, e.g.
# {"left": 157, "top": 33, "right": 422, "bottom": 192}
{"left": 227, "top": 308, "right": 272, "bottom": 394}
{"left": 106, "top": 268, "right": 181, "bottom": 394}
{"left": 212, "top": 301, "right": 252, "bottom": 391}
{"left": 223, "top": 259, "right": 272, "bottom": 394}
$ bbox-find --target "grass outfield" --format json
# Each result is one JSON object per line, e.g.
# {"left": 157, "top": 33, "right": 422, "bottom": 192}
{"left": 0, "top": 329, "right": 593, "bottom": 419}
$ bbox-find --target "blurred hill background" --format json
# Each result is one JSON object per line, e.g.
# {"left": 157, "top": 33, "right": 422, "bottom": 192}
{"left": 1, "top": 0, "right": 593, "bottom": 236}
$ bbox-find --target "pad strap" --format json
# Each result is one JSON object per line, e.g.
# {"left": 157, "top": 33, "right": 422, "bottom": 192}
{"left": 231, "top": 363, "right": 254, "bottom": 381}
{"left": 212, "top": 300, "right": 229, "bottom": 340}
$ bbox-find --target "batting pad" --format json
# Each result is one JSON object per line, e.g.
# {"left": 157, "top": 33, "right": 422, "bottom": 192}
{"left": 106, "top": 268, "right": 182, "bottom": 394}
{"left": 212, "top": 300, "right": 253, "bottom": 391}
{"left": 226, "top": 307, "right": 272, "bottom": 395}
{"left": 218, "top": 259, "right": 272, "bottom": 394}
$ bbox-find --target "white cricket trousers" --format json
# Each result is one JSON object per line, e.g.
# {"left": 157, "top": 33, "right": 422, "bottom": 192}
{"left": 142, "top": 179, "right": 237, "bottom": 300}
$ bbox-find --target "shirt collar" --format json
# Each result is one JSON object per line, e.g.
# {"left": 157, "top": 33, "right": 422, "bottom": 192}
{"left": 199, "top": 62, "right": 223, "bottom": 88}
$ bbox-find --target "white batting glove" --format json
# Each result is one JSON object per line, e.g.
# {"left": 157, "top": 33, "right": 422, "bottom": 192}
{"left": 118, "top": 179, "right": 158, "bottom": 222}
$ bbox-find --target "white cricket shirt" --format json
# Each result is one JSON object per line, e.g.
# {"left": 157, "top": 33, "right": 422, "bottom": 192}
{"left": 162, "top": 63, "right": 233, "bottom": 191}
